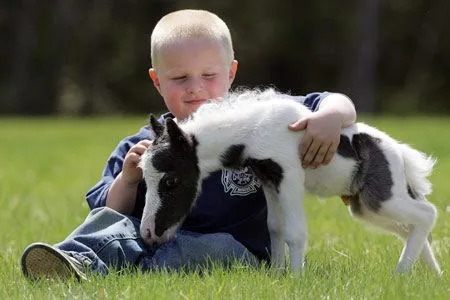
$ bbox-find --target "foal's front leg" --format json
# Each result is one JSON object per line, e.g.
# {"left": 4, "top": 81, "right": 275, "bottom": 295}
{"left": 264, "top": 186, "right": 285, "bottom": 270}
{"left": 278, "top": 168, "right": 308, "bottom": 272}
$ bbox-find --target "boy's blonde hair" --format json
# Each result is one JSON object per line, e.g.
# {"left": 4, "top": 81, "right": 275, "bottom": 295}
{"left": 150, "top": 9, "right": 234, "bottom": 71}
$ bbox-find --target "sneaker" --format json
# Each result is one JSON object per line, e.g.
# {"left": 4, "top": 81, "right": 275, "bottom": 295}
{"left": 21, "top": 242, "right": 87, "bottom": 281}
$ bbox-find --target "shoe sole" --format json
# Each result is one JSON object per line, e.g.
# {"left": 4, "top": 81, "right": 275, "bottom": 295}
{"left": 21, "top": 243, "right": 83, "bottom": 281}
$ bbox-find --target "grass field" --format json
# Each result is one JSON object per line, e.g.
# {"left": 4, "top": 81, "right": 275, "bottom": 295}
{"left": 0, "top": 116, "right": 449, "bottom": 299}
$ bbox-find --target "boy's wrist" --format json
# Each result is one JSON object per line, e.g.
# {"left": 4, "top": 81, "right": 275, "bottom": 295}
{"left": 106, "top": 172, "right": 139, "bottom": 214}
{"left": 117, "top": 172, "right": 141, "bottom": 188}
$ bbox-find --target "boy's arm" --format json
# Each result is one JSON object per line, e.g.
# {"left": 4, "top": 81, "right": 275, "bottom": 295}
{"left": 317, "top": 93, "right": 356, "bottom": 127}
{"left": 86, "top": 129, "right": 152, "bottom": 215}
{"left": 289, "top": 93, "right": 357, "bottom": 168}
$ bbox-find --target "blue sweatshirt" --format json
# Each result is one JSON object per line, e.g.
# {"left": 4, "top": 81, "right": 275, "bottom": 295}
{"left": 86, "top": 92, "right": 328, "bottom": 260}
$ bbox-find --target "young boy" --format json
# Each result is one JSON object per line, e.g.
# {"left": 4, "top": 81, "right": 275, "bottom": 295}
{"left": 21, "top": 9, "right": 356, "bottom": 280}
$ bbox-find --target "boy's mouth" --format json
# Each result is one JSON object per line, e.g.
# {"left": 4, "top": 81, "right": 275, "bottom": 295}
{"left": 185, "top": 99, "right": 207, "bottom": 105}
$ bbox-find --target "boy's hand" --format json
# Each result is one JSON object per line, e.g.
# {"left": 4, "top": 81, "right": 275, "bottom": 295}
{"left": 288, "top": 111, "right": 341, "bottom": 169}
{"left": 106, "top": 139, "right": 152, "bottom": 214}
{"left": 122, "top": 140, "right": 153, "bottom": 185}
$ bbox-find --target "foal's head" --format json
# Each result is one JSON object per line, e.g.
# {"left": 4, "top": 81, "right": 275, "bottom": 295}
{"left": 139, "top": 116, "right": 200, "bottom": 245}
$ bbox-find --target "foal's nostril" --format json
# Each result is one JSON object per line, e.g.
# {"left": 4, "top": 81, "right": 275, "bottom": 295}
{"left": 146, "top": 228, "right": 153, "bottom": 239}
{"left": 144, "top": 228, "right": 155, "bottom": 245}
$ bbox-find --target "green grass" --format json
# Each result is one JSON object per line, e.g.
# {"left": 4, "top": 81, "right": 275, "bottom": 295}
{"left": 0, "top": 116, "right": 449, "bottom": 299}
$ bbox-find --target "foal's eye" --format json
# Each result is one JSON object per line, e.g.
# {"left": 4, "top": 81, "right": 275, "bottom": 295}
{"left": 165, "top": 176, "right": 179, "bottom": 188}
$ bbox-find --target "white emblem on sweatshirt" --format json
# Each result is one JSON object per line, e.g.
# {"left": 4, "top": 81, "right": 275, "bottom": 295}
{"left": 221, "top": 167, "right": 261, "bottom": 196}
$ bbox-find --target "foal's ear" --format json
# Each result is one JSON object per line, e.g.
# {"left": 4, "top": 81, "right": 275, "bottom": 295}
{"left": 148, "top": 114, "right": 164, "bottom": 139}
{"left": 165, "top": 118, "right": 190, "bottom": 149}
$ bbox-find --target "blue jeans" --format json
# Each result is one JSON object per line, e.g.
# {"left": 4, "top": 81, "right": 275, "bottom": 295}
{"left": 54, "top": 207, "right": 258, "bottom": 275}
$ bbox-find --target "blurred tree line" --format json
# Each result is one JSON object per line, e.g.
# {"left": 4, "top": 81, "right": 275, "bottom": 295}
{"left": 1, "top": 0, "right": 449, "bottom": 116}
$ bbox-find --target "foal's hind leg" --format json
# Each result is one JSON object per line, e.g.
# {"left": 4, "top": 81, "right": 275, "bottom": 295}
{"left": 402, "top": 223, "right": 441, "bottom": 274}
{"left": 367, "top": 221, "right": 441, "bottom": 274}
{"left": 418, "top": 235, "right": 442, "bottom": 275}
{"left": 381, "top": 196, "right": 437, "bottom": 273}
{"left": 263, "top": 186, "right": 285, "bottom": 270}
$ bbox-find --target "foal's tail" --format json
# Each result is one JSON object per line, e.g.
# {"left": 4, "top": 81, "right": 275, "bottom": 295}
{"left": 401, "top": 144, "right": 436, "bottom": 197}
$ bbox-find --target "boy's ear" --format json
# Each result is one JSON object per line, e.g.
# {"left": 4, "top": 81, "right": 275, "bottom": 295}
{"left": 149, "top": 114, "right": 164, "bottom": 138}
{"left": 228, "top": 60, "right": 238, "bottom": 85}
{"left": 165, "top": 118, "right": 190, "bottom": 150}
{"left": 149, "top": 68, "right": 161, "bottom": 93}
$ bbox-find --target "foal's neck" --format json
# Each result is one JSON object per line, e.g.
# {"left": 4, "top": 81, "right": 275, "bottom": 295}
{"left": 181, "top": 113, "right": 255, "bottom": 175}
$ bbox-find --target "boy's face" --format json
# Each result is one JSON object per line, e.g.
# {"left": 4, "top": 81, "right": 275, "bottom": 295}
{"left": 149, "top": 39, "right": 238, "bottom": 120}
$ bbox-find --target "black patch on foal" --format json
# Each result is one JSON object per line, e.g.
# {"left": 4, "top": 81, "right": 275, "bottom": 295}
{"left": 220, "top": 144, "right": 284, "bottom": 192}
{"left": 337, "top": 135, "right": 358, "bottom": 159}
{"left": 351, "top": 133, "right": 393, "bottom": 212}
{"left": 407, "top": 184, "right": 417, "bottom": 200}
{"left": 151, "top": 134, "right": 200, "bottom": 237}
{"left": 220, "top": 144, "right": 246, "bottom": 168}
{"left": 245, "top": 158, "right": 283, "bottom": 192}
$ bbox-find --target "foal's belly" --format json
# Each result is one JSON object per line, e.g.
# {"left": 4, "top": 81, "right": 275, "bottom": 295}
{"left": 304, "top": 156, "right": 357, "bottom": 197}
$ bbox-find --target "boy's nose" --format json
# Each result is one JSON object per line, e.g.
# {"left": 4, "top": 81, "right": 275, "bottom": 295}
{"left": 186, "top": 78, "right": 204, "bottom": 95}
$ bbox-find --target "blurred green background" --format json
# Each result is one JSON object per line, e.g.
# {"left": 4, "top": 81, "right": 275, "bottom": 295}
{"left": 1, "top": 0, "right": 450, "bottom": 116}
